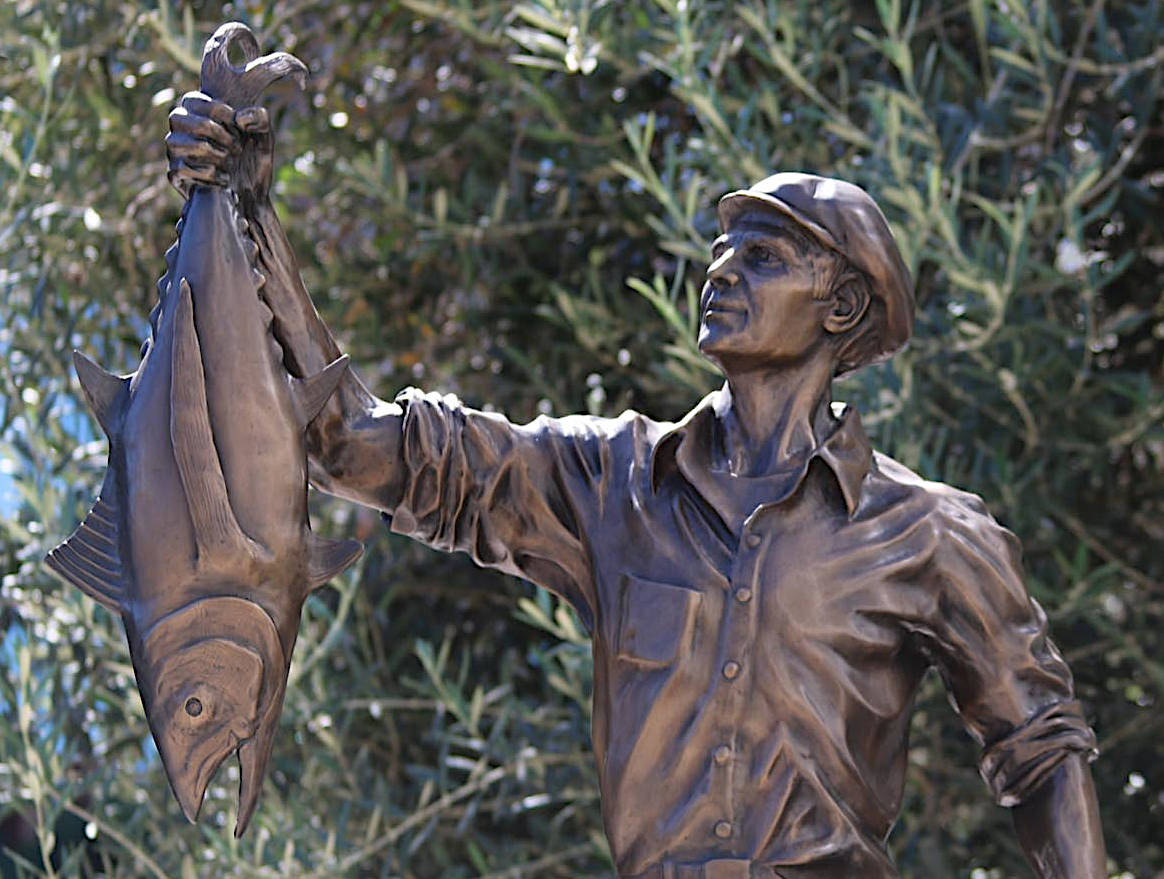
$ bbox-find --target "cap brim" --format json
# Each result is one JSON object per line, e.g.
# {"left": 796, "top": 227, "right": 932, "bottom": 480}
{"left": 716, "top": 190, "right": 839, "bottom": 252}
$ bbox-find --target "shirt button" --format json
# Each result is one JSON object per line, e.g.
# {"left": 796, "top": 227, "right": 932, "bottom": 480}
{"left": 714, "top": 820, "right": 733, "bottom": 838}
{"left": 745, "top": 533, "right": 761, "bottom": 548}
{"left": 722, "top": 660, "right": 741, "bottom": 680}
{"left": 734, "top": 587, "right": 752, "bottom": 603}
{"left": 713, "top": 745, "right": 732, "bottom": 765}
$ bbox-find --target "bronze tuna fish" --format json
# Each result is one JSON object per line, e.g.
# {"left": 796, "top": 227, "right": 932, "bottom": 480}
{"left": 45, "top": 23, "right": 362, "bottom": 836}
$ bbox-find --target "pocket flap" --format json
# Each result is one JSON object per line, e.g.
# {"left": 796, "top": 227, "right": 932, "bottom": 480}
{"left": 618, "top": 575, "right": 702, "bottom": 667}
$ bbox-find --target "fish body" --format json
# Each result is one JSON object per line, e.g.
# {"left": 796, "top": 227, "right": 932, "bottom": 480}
{"left": 45, "top": 23, "right": 361, "bottom": 836}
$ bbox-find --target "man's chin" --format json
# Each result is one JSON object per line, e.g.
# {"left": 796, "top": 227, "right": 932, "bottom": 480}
{"left": 697, "top": 329, "right": 740, "bottom": 364}
{"left": 695, "top": 333, "right": 717, "bottom": 361}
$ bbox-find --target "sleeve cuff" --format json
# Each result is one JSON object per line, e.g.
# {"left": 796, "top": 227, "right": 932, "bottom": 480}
{"left": 979, "top": 700, "right": 1098, "bottom": 807}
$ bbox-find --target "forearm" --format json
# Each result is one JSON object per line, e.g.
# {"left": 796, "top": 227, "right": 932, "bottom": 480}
{"left": 248, "top": 199, "right": 344, "bottom": 375}
{"left": 1012, "top": 752, "right": 1106, "bottom": 879}
{"left": 246, "top": 196, "right": 405, "bottom": 512}
{"left": 167, "top": 90, "right": 406, "bottom": 511}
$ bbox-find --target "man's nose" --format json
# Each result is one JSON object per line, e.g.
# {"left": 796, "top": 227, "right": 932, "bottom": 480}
{"left": 707, "top": 250, "right": 740, "bottom": 289}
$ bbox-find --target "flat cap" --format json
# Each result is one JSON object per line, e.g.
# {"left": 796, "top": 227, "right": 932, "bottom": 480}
{"left": 717, "top": 173, "right": 914, "bottom": 370}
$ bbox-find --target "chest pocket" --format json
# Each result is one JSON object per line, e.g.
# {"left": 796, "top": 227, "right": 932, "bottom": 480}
{"left": 617, "top": 575, "right": 702, "bottom": 668}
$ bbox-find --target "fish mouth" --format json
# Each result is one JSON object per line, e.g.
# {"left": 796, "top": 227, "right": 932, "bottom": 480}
{"left": 168, "top": 729, "right": 252, "bottom": 824}
{"left": 234, "top": 711, "right": 280, "bottom": 837}
{"left": 160, "top": 698, "right": 282, "bottom": 836}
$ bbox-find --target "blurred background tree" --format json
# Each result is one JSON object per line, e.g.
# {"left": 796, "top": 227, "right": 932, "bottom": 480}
{"left": 1, "top": 0, "right": 1162, "bottom": 876}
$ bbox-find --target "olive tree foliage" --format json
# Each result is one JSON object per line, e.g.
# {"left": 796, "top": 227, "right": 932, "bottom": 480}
{"left": 1, "top": 0, "right": 1162, "bottom": 876}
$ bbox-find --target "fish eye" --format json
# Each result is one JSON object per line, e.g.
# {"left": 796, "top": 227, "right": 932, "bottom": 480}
{"left": 185, "top": 697, "right": 203, "bottom": 717}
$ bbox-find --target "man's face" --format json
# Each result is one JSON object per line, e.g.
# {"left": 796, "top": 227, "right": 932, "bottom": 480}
{"left": 697, "top": 210, "right": 833, "bottom": 372}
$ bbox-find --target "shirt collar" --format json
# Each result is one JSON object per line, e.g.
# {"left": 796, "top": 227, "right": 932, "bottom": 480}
{"left": 649, "top": 385, "right": 873, "bottom": 517}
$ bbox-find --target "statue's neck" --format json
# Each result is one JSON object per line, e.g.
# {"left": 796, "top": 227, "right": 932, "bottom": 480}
{"left": 715, "top": 358, "right": 835, "bottom": 478}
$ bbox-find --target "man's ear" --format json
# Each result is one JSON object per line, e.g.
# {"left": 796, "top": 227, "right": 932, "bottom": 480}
{"left": 823, "top": 272, "right": 870, "bottom": 336}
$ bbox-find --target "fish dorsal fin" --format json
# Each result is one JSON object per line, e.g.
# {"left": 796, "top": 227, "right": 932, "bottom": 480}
{"left": 306, "top": 533, "right": 363, "bottom": 591}
{"left": 289, "top": 355, "right": 349, "bottom": 428}
{"left": 169, "top": 278, "right": 271, "bottom": 565}
{"left": 45, "top": 471, "right": 126, "bottom": 613}
{"left": 73, "top": 351, "right": 131, "bottom": 437}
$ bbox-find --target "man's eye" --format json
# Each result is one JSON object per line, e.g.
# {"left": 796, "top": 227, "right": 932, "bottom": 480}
{"left": 749, "top": 244, "right": 778, "bottom": 265}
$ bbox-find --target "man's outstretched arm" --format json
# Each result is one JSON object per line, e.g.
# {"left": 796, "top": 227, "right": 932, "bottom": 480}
{"left": 243, "top": 163, "right": 406, "bottom": 512}
{"left": 165, "top": 91, "right": 601, "bottom": 622}
{"left": 1012, "top": 752, "right": 1106, "bottom": 879}
{"left": 167, "top": 91, "right": 405, "bottom": 513}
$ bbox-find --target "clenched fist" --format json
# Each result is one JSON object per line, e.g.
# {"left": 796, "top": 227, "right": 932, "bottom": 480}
{"left": 166, "top": 90, "right": 274, "bottom": 204}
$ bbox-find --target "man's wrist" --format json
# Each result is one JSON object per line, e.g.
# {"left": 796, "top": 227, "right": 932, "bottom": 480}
{"left": 1012, "top": 752, "right": 1106, "bottom": 879}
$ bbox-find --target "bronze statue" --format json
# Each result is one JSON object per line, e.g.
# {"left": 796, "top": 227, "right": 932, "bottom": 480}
{"left": 53, "top": 20, "right": 1108, "bottom": 878}
{"left": 45, "top": 24, "right": 362, "bottom": 838}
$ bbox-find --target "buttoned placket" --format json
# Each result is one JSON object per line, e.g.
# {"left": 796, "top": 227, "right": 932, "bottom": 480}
{"left": 658, "top": 396, "right": 872, "bottom": 857}
{"left": 708, "top": 504, "right": 769, "bottom": 846}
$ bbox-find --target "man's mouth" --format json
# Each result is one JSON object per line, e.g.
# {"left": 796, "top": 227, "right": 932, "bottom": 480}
{"left": 704, "top": 299, "right": 746, "bottom": 317}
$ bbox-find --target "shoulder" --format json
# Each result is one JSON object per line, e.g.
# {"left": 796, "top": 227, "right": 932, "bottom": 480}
{"left": 865, "top": 450, "right": 995, "bottom": 522}
{"left": 523, "top": 407, "right": 665, "bottom": 445}
{"left": 511, "top": 407, "right": 667, "bottom": 470}
{"left": 867, "top": 450, "right": 1028, "bottom": 594}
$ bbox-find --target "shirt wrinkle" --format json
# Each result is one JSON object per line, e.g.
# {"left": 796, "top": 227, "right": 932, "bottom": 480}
{"left": 387, "top": 386, "right": 1097, "bottom": 879}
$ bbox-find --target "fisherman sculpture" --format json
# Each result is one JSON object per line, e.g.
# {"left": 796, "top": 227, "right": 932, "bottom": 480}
{"left": 56, "top": 22, "right": 1109, "bottom": 879}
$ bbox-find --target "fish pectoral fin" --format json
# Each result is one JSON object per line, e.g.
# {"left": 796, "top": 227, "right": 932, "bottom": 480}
{"left": 73, "top": 351, "right": 131, "bottom": 437}
{"left": 45, "top": 471, "right": 125, "bottom": 613}
{"left": 305, "top": 534, "right": 363, "bottom": 590}
{"left": 171, "top": 277, "right": 270, "bottom": 565}
{"left": 289, "top": 355, "right": 350, "bottom": 428}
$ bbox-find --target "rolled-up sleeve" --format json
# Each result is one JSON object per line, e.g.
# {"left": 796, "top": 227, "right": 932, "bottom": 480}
{"left": 388, "top": 388, "right": 609, "bottom": 629}
{"left": 923, "top": 489, "right": 1098, "bottom": 807}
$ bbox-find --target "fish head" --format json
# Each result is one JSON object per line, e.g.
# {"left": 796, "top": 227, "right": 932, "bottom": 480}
{"left": 150, "top": 637, "right": 263, "bottom": 819}
{"left": 136, "top": 595, "right": 287, "bottom": 835}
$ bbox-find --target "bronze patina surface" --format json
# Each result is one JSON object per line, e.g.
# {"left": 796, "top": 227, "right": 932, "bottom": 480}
{"left": 45, "top": 23, "right": 362, "bottom": 837}
{"left": 64, "top": 19, "right": 1108, "bottom": 876}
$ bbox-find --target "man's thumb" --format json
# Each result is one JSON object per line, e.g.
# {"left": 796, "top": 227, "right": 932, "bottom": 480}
{"left": 235, "top": 106, "right": 270, "bottom": 135}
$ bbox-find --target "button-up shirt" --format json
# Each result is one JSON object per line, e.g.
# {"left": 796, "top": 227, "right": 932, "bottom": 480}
{"left": 387, "top": 386, "right": 1097, "bottom": 879}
